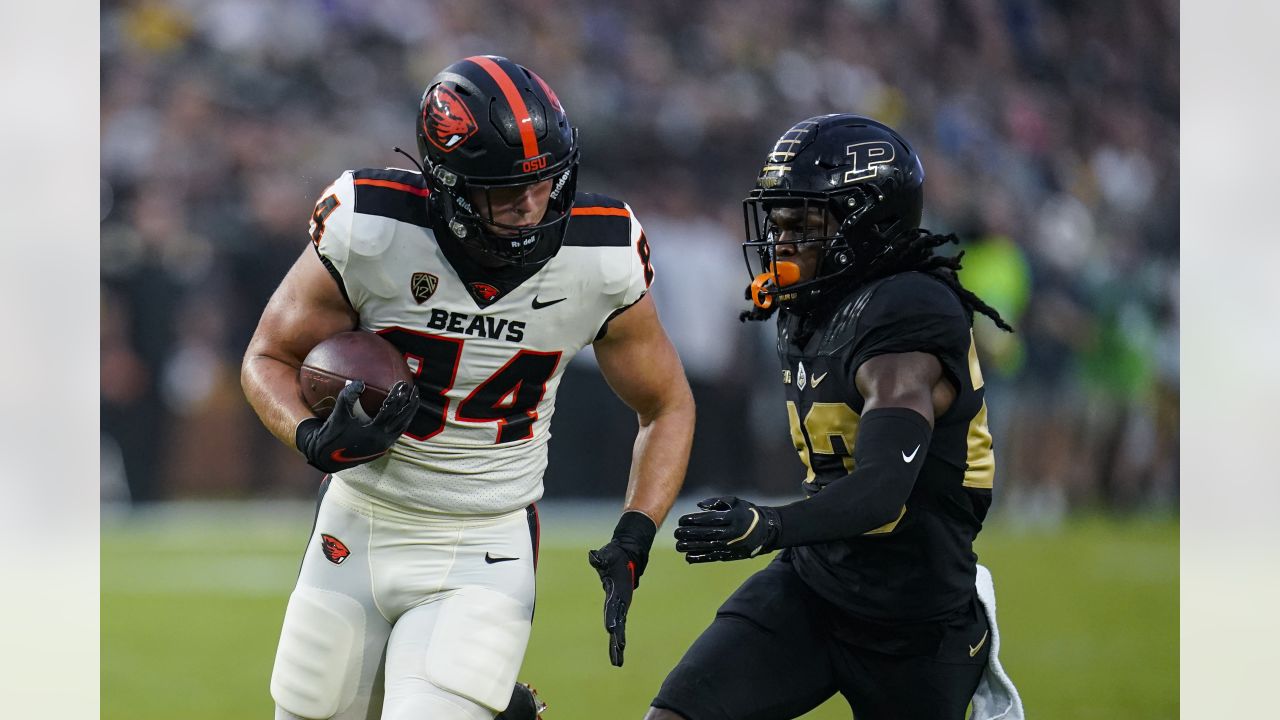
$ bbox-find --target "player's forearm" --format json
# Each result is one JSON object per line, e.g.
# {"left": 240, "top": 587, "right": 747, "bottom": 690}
{"left": 622, "top": 392, "right": 695, "bottom": 526}
{"left": 241, "top": 352, "right": 315, "bottom": 450}
{"left": 771, "top": 407, "right": 931, "bottom": 547}
{"left": 771, "top": 468, "right": 911, "bottom": 547}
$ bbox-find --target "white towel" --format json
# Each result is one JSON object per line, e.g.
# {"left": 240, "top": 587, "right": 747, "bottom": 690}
{"left": 970, "top": 564, "right": 1026, "bottom": 720}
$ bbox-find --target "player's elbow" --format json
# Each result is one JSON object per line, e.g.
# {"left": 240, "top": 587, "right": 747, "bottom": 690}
{"left": 640, "top": 380, "right": 695, "bottom": 429}
{"left": 240, "top": 351, "right": 266, "bottom": 405}
{"left": 863, "top": 493, "right": 907, "bottom": 530}
{"left": 668, "top": 381, "right": 696, "bottom": 421}
{"left": 239, "top": 343, "right": 285, "bottom": 404}
{"left": 842, "top": 474, "right": 915, "bottom": 534}
{"left": 240, "top": 336, "right": 266, "bottom": 382}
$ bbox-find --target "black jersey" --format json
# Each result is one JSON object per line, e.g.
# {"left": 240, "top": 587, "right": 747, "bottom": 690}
{"left": 776, "top": 271, "right": 994, "bottom": 623}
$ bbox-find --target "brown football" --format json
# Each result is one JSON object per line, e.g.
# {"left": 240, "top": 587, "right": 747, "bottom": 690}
{"left": 299, "top": 331, "right": 414, "bottom": 420}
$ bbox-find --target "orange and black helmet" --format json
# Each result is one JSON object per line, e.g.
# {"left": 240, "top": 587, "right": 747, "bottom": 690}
{"left": 417, "top": 56, "right": 579, "bottom": 267}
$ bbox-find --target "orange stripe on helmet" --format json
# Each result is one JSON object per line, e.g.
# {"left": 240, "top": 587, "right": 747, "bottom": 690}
{"left": 354, "top": 178, "right": 430, "bottom": 197}
{"left": 570, "top": 206, "right": 630, "bottom": 217}
{"left": 467, "top": 55, "right": 539, "bottom": 159}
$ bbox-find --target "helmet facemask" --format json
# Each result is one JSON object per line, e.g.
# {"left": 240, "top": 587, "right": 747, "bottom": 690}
{"left": 427, "top": 145, "right": 579, "bottom": 268}
{"left": 742, "top": 181, "right": 892, "bottom": 311}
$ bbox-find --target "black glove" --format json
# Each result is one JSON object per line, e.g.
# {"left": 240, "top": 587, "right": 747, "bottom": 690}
{"left": 587, "top": 511, "right": 657, "bottom": 667}
{"left": 675, "top": 496, "right": 781, "bottom": 563}
{"left": 295, "top": 380, "right": 419, "bottom": 474}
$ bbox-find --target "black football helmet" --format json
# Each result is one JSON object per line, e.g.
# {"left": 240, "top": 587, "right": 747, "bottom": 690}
{"left": 743, "top": 114, "right": 924, "bottom": 311}
{"left": 417, "top": 56, "right": 580, "bottom": 268}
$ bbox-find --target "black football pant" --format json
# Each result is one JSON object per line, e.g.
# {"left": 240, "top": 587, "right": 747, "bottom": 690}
{"left": 652, "top": 556, "right": 989, "bottom": 720}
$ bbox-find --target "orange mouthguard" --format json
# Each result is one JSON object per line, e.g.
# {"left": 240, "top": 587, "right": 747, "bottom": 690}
{"left": 748, "top": 261, "right": 801, "bottom": 309}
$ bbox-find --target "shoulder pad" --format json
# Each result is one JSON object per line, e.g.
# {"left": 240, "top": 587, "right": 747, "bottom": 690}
{"left": 351, "top": 168, "right": 432, "bottom": 228}
{"left": 817, "top": 272, "right": 964, "bottom": 354}
{"left": 815, "top": 277, "right": 890, "bottom": 355}
{"left": 564, "top": 192, "right": 631, "bottom": 247}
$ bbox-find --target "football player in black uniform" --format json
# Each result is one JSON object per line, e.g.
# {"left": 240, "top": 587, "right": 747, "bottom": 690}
{"left": 646, "top": 115, "right": 1014, "bottom": 720}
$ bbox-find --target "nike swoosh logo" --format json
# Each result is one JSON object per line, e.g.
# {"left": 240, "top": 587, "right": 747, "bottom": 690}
{"left": 810, "top": 372, "right": 829, "bottom": 387}
{"left": 901, "top": 445, "right": 921, "bottom": 463}
{"left": 485, "top": 552, "right": 520, "bottom": 564}
{"left": 329, "top": 448, "right": 388, "bottom": 463}
{"left": 531, "top": 296, "right": 567, "bottom": 309}
{"left": 969, "top": 629, "right": 989, "bottom": 657}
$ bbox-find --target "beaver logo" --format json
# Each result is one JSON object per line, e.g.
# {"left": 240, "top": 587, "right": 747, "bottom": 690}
{"left": 320, "top": 534, "right": 351, "bottom": 565}
{"left": 470, "top": 282, "right": 500, "bottom": 304}
{"left": 424, "top": 85, "right": 478, "bottom": 153}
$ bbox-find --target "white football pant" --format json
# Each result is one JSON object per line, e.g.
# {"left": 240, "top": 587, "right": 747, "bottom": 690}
{"left": 271, "top": 477, "right": 538, "bottom": 720}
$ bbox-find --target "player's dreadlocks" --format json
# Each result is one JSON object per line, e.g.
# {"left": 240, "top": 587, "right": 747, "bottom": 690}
{"left": 740, "top": 229, "right": 1014, "bottom": 332}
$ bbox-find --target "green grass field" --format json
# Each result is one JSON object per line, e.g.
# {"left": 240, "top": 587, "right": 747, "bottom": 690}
{"left": 102, "top": 504, "right": 1177, "bottom": 719}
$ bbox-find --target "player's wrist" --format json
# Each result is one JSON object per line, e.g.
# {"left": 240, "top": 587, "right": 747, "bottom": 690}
{"left": 753, "top": 503, "right": 783, "bottom": 553}
{"left": 611, "top": 510, "right": 658, "bottom": 575}
{"left": 613, "top": 510, "right": 658, "bottom": 547}
{"left": 294, "top": 416, "right": 325, "bottom": 453}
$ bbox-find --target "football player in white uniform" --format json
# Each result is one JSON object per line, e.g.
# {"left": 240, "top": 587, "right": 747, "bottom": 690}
{"left": 242, "top": 55, "right": 695, "bottom": 720}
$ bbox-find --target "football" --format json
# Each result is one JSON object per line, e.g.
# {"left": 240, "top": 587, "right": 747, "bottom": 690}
{"left": 299, "top": 331, "right": 414, "bottom": 420}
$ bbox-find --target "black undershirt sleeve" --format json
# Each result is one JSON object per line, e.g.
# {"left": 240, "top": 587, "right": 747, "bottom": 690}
{"left": 771, "top": 407, "right": 933, "bottom": 548}
{"left": 312, "top": 244, "right": 354, "bottom": 310}
{"left": 593, "top": 292, "right": 646, "bottom": 341}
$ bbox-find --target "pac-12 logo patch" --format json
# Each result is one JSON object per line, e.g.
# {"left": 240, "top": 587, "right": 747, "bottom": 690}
{"left": 411, "top": 272, "right": 439, "bottom": 304}
{"left": 423, "top": 85, "right": 478, "bottom": 153}
{"left": 320, "top": 534, "right": 350, "bottom": 565}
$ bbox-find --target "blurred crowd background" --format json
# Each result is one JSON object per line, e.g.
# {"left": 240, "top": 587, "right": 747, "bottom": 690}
{"left": 100, "top": 0, "right": 1178, "bottom": 522}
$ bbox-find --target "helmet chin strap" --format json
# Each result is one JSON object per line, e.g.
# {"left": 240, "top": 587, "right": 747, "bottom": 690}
{"left": 398, "top": 145, "right": 498, "bottom": 262}
{"left": 394, "top": 146, "right": 426, "bottom": 174}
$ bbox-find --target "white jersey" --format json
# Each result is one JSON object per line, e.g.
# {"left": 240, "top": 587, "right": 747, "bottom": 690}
{"left": 310, "top": 168, "right": 652, "bottom": 515}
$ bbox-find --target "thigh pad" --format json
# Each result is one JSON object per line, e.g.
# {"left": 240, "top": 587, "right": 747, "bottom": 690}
{"left": 270, "top": 587, "right": 366, "bottom": 719}
{"left": 423, "top": 586, "right": 532, "bottom": 711}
